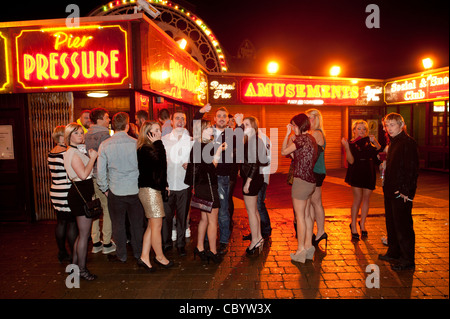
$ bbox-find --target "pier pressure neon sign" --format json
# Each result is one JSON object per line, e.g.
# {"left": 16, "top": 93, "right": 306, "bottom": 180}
{"left": 15, "top": 24, "right": 129, "bottom": 90}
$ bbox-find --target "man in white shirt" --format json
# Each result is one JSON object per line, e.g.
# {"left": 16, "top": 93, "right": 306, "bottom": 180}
{"left": 161, "top": 111, "right": 193, "bottom": 256}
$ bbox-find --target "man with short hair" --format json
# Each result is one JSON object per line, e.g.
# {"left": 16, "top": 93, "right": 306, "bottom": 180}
{"left": 77, "top": 110, "right": 91, "bottom": 133}
{"left": 202, "top": 107, "right": 243, "bottom": 254}
{"left": 161, "top": 111, "right": 192, "bottom": 256}
{"left": 97, "top": 112, "right": 145, "bottom": 263}
{"left": 135, "top": 110, "right": 149, "bottom": 129}
{"left": 159, "top": 108, "right": 172, "bottom": 137}
{"left": 84, "top": 108, "right": 115, "bottom": 255}
{"left": 379, "top": 113, "right": 419, "bottom": 271}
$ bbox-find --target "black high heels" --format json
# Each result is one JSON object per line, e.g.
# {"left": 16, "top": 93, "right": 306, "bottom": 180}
{"left": 246, "top": 238, "right": 264, "bottom": 256}
{"left": 153, "top": 257, "right": 174, "bottom": 269}
{"left": 137, "top": 258, "right": 156, "bottom": 272}
{"left": 349, "top": 224, "right": 360, "bottom": 240}
{"left": 358, "top": 221, "right": 368, "bottom": 238}
{"left": 193, "top": 247, "right": 208, "bottom": 262}
{"left": 313, "top": 232, "right": 328, "bottom": 247}
{"left": 205, "top": 250, "right": 222, "bottom": 264}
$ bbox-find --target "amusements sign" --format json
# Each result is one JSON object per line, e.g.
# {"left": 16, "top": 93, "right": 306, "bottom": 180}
{"left": 384, "top": 70, "right": 449, "bottom": 104}
{"left": 208, "top": 75, "right": 384, "bottom": 106}
{"left": 13, "top": 24, "right": 130, "bottom": 91}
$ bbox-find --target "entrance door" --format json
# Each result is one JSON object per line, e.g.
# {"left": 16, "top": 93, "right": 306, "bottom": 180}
{"left": 0, "top": 94, "right": 33, "bottom": 221}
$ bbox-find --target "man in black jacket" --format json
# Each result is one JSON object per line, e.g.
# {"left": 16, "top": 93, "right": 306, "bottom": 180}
{"left": 379, "top": 113, "right": 419, "bottom": 271}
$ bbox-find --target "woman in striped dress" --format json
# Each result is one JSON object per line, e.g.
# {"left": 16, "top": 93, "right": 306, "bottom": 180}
{"left": 48, "top": 126, "right": 78, "bottom": 263}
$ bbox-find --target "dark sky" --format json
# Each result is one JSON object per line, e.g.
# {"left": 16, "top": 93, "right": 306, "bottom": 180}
{"left": 1, "top": 0, "right": 448, "bottom": 79}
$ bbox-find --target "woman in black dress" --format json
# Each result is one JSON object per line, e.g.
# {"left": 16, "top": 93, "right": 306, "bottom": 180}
{"left": 241, "top": 116, "right": 269, "bottom": 256}
{"left": 341, "top": 120, "right": 381, "bottom": 239}
{"left": 185, "top": 119, "right": 227, "bottom": 263}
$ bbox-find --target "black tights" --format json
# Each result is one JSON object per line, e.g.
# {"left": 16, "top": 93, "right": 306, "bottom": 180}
{"left": 73, "top": 215, "right": 93, "bottom": 270}
{"left": 55, "top": 216, "right": 78, "bottom": 258}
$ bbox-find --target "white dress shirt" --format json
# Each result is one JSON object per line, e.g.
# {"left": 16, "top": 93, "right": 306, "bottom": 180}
{"left": 162, "top": 128, "right": 193, "bottom": 191}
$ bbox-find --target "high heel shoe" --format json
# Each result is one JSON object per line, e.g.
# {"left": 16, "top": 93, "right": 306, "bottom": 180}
{"left": 193, "top": 247, "right": 208, "bottom": 262}
{"left": 313, "top": 232, "right": 328, "bottom": 247}
{"left": 246, "top": 238, "right": 264, "bottom": 256}
{"left": 153, "top": 257, "right": 174, "bottom": 269}
{"left": 79, "top": 268, "right": 97, "bottom": 281}
{"left": 290, "top": 250, "right": 307, "bottom": 263}
{"left": 305, "top": 246, "right": 315, "bottom": 260}
{"left": 349, "top": 224, "right": 360, "bottom": 240}
{"left": 358, "top": 221, "right": 368, "bottom": 238}
{"left": 206, "top": 250, "right": 222, "bottom": 264}
{"left": 137, "top": 258, "right": 155, "bottom": 272}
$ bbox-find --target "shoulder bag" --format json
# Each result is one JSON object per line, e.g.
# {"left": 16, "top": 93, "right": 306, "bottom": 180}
{"left": 71, "top": 179, "right": 102, "bottom": 219}
{"left": 190, "top": 162, "right": 214, "bottom": 213}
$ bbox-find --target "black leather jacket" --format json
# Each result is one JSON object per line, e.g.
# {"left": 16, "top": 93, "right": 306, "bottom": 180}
{"left": 383, "top": 131, "right": 419, "bottom": 199}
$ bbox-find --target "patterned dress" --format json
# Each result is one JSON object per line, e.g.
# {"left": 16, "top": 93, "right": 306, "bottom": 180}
{"left": 47, "top": 151, "right": 71, "bottom": 214}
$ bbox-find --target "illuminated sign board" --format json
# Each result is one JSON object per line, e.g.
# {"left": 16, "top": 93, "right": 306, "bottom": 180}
{"left": 209, "top": 76, "right": 384, "bottom": 106}
{"left": 384, "top": 70, "right": 449, "bottom": 104}
{"left": 0, "top": 31, "right": 11, "bottom": 92}
{"left": 141, "top": 22, "right": 207, "bottom": 106}
{"left": 14, "top": 24, "right": 129, "bottom": 91}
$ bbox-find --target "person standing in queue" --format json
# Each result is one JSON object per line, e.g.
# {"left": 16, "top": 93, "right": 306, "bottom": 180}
{"left": 185, "top": 117, "right": 227, "bottom": 264}
{"left": 341, "top": 120, "right": 381, "bottom": 240}
{"left": 379, "top": 113, "right": 419, "bottom": 271}
{"left": 161, "top": 111, "right": 193, "bottom": 256}
{"left": 281, "top": 114, "right": 318, "bottom": 263}
{"left": 97, "top": 112, "right": 145, "bottom": 264}
{"left": 305, "top": 109, "right": 327, "bottom": 247}
{"left": 63, "top": 123, "right": 98, "bottom": 280}
{"left": 240, "top": 116, "right": 269, "bottom": 256}
{"left": 48, "top": 125, "right": 78, "bottom": 263}
{"left": 136, "top": 121, "right": 173, "bottom": 271}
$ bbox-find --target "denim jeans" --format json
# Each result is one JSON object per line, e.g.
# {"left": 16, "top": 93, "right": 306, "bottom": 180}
{"left": 217, "top": 175, "right": 231, "bottom": 244}
{"left": 257, "top": 182, "right": 272, "bottom": 237}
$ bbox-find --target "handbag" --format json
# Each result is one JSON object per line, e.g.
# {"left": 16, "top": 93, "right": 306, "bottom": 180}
{"left": 190, "top": 162, "right": 214, "bottom": 213}
{"left": 72, "top": 180, "right": 103, "bottom": 219}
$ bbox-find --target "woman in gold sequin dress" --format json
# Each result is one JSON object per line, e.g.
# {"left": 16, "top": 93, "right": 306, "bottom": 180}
{"left": 136, "top": 121, "right": 173, "bottom": 271}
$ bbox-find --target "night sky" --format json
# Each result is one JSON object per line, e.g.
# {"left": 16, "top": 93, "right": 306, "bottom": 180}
{"left": 1, "top": 0, "right": 448, "bottom": 79}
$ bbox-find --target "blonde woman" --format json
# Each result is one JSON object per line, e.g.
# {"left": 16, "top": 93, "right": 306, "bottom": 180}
{"left": 305, "top": 109, "right": 327, "bottom": 247}
{"left": 341, "top": 120, "right": 381, "bottom": 239}
{"left": 63, "top": 123, "right": 98, "bottom": 280}
{"left": 137, "top": 121, "right": 173, "bottom": 271}
{"left": 48, "top": 125, "right": 77, "bottom": 263}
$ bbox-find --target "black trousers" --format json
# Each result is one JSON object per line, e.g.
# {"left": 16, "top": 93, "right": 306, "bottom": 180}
{"left": 384, "top": 196, "right": 415, "bottom": 265}
{"left": 162, "top": 188, "right": 191, "bottom": 249}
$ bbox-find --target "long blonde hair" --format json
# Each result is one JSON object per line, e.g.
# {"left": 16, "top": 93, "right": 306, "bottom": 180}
{"left": 137, "top": 121, "right": 160, "bottom": 149}
{"left": 305, "top": 108, "right": 325, "bottom": 136}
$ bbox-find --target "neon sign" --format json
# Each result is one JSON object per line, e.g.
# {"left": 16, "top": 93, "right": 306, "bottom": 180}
{"left": 240, "top": 78, "right": 360, "bottom": 105}
{"left": 15, "top": 25, "right": 129, "bottom": 90}
{"left": 142, "top": 21, "right": 207, "bottom": 106}
{"left": 0, "top": 31, "right": 10, "bottom": 92}
{"left": 385, "top": 70, "right": 449, "bottom": 104}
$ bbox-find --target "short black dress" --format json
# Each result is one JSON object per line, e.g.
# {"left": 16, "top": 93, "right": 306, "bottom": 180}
{"left": 240, "top": 135, "right": 268, "bottom": 196}
{"left": 345, "top": 136, "right": 381, "bottom": 190}
{"left": 184, "top": 141, "right": 220, "bottom": 210}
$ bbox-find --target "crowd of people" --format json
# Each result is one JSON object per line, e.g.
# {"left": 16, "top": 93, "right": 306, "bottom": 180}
{"left": 47, "top": 105, "right": 419, "bottom": 281}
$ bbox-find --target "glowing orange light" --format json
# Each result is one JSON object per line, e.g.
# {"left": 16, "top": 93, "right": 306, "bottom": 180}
{"left": 267, "top": 61, "right": 279, "bottom": 74}
{"left": 422, "top": 58, "right": 433, "bottom": 69}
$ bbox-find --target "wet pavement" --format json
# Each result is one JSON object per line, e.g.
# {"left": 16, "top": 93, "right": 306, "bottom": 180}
{"left": 0, "top": 169, "right": 448, "bottom": 302}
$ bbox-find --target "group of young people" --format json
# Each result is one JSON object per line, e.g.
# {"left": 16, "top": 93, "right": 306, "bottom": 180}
{"left": 48, "top": 104, "right": 419, "bottom": 281}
